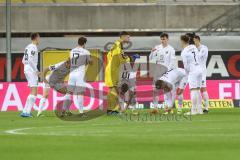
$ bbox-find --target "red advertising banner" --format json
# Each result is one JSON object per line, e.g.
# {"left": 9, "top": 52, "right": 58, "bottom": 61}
{"left": 0, "top": 80, "right": 239, "bottom": 111}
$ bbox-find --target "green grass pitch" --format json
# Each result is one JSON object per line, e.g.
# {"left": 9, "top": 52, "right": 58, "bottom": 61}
{"left": 0, "top": 108, "right": 240, "bottom": 160}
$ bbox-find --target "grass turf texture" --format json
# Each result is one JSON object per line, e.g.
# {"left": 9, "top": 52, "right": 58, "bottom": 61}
{"left": 0, "top": 108, "right": 240, "bottom": 160}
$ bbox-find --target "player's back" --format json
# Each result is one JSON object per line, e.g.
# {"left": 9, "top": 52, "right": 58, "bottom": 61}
{"left": 119, "top": 63, "right": 137, "bottom": 88}
{"left": 70, "top": 47, "right": 90, "bottom": 74}
{"left": 160, "top": 68, "right": 186, "bottom": 86}
{"left": 198, "top": 44, "right": 208, "bottom": 70}
{"left": 48, "top": 61, "right": 69, "bottom": 83}
{"left": 181, "top": 45, "right": 201, "bottom": 74}
{"left": 22, "top": 43, "right": 38, "bottom": 72}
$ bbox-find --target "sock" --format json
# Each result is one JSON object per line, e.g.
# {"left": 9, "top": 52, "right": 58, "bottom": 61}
{"left": 190, "top": 90, "right": 198, "bottom": 114}
{"left": 39, "top": 97, "right": 46, "bottom": 112}
{"left": 23, "top": 95, "right": 36, "bottom": 114}
{"left": 197, "top": 90, "right": 203, "bottom": 113}
{"left": 118, "top": 96, "right": 125, "bottom": 111}
{"left": 107, "top": 87, "right": 119, "bottom": 111}
{"left": 77, "top": 95, "right": 84, "bottom": 113}
{"left": 164, "top": 92, "right": 173, "bottom": 109}
{"left": 63, "top": 94, "right": 71, "bottom": 111}
{"left": 153, "top": 89, "right": 159, "bottom": 109}
{"left": 178, "top": 94, "right": 183, "bottom": 110}
{"left": 202, "top": 91, "right": 209, "bottom": 110}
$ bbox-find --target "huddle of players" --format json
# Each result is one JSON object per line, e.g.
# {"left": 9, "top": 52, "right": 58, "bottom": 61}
{"left": 151, "top": 32, "right": 209, "bottom": 115}
{"left": 20, "top": 33, "right": 91, "bottom": 117}
{"left": 20, "top": 32, "right": 209, "bottom": 117}
{"left": 113, "top": 32, "right": 209, "bottom": 115}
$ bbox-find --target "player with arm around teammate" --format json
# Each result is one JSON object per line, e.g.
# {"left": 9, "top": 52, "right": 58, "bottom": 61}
{"left": 20, "top": 33, "right": 41, "bottom": 118}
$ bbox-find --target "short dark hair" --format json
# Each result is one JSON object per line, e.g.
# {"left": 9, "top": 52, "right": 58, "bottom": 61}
{"left": 180, "top": 35, "right": 190, "bottom": 43}
{"left": 160, "top": 33, "right": 169, "bottom": 39}
{"left": 119, "top": 31, "right": 130, "bottom": 37}
{"left": 185, "top": 32, "right": 196, "bottom": 44}
{"left": 194, "top": 35, "right": 201, "bottom": 41}
{"left": 78, "top": 37, "right": 87, "bottom": 46}
{"left": 30, "top": 33, "right": 39, "bottom": 40}
{"left": 121, "top": 83, "right": 129, "bottom": 94}
{"left": 155, "top": 80, "right": 164, "bottom": 90}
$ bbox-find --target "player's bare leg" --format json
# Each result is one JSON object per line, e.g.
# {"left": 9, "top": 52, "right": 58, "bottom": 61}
{"left": 201, "top": 87, "right": 209, "bottom": 113}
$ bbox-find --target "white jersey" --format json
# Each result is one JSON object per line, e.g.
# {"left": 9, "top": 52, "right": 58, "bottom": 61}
{"left": 119, "top": 63, "right": 137, "bottom": 91}
{"left": 149, "top": 44, "right": 176, "bottom": 69}
{"left": 197, "top": 44, "right": 208, "bottom": 70}
{"left": 159, "top": 68, "right": 187, "bottom": 88}
{"left": 48, "top": 61, "right": 69, "bottom": 83}
{"left": 181, "top": 45, "right": 202, "bottom": 74}
{"left": 22, "top": 43, "right": 38, "bottom": 72}
{"left": 69, "top": 47, "right": 91, "bottom": 81}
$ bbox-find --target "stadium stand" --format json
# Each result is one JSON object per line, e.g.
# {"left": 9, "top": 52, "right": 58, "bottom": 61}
{"left": 0, "top": 0, "right": 239, "bottom": 3}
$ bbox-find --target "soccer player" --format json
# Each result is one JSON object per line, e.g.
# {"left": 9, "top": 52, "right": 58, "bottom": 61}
{"left": 180, "top": 35, "right": 203, "bottom": 115}
{"left": 37, "top": 59, "right": 71, "bottom": 117}
{"left": 155, "top": 68, "right": 187, "bottom": 114}
{"left": 149, "top": 33, "right": 176, "bottom": 111}
{"left": 21, "top": 33, "right": 41, "bottom": 117}
{"left": 118, "top": 62, "right": 138, "bottom": 114}
{"left": 65, "top": 37, "right": 92, "bottom": 114}
{"left": 105, "top": 31, "right": 139, "bottom": 115}
{"left": 194, "top": 35, "right": 209, "bottom": 113}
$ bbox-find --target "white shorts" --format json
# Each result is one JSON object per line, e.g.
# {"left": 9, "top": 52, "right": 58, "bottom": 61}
{"left": 24, "top": 70, "right": 38, "bottom": 87}
{"left": 188, "top": 70, "right": 203, "bottom": 89}
{"left": 67, "top": 73, "right": 86, "bottom": 93}
{"left": 201, "top": 70, "right": 207, "bottom": 88}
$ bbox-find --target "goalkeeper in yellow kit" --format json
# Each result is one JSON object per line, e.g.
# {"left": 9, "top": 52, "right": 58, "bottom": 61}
{"left": 105, "top": 31, "right": 139, "bottom": 115}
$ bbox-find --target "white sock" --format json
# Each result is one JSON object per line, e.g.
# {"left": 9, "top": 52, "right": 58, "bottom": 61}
{"left": 197, "top": 90, "right": 203, "bottom": 113}
{"left": 153, "top": 90, "right": 159, "bottom": 108}
{"left": 39, "top": 97, "right": 46, "bottom": 112}
{"left": 202, "top": 91, "right": 209, "bottom": 110}
{"left": 178, "top": 94, "right": 183, "bottom": 110}
{"left": 190, "top": 90, "right": 198, "bottom": 114}
{"left": 23, "top": 95, "right": 36, "bottom": 114}
{"left": 77, "top": 95, "right": 84, "bottom": 113}
{"left": 63, "top": 94, "right": 71, "bottom": 111}
{"left": 118, "top": 96, "right": 125, "bottom": 111}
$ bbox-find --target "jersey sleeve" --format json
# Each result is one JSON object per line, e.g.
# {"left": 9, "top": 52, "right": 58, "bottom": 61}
{"left": 181, "top": 52, "right": 190, "bottom": 74}
{"left": 26, "top": 46, "right": 38, "bottom": 72}
{"left": 49, "top": 61, "right": 64, "bottom": 71}
{"left": 149, "top": 47, "right": 157, "bottom": 63}
{"left": 86, "top": 50, "right": 92, "bottom": 64}
{"left": 169, "top": 47, "right": 176, "bottom": 69}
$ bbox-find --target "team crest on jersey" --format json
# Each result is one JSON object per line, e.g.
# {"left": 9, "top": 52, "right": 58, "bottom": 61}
{"left": 31, "top": 51, "right": 35, "bottom": 56}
